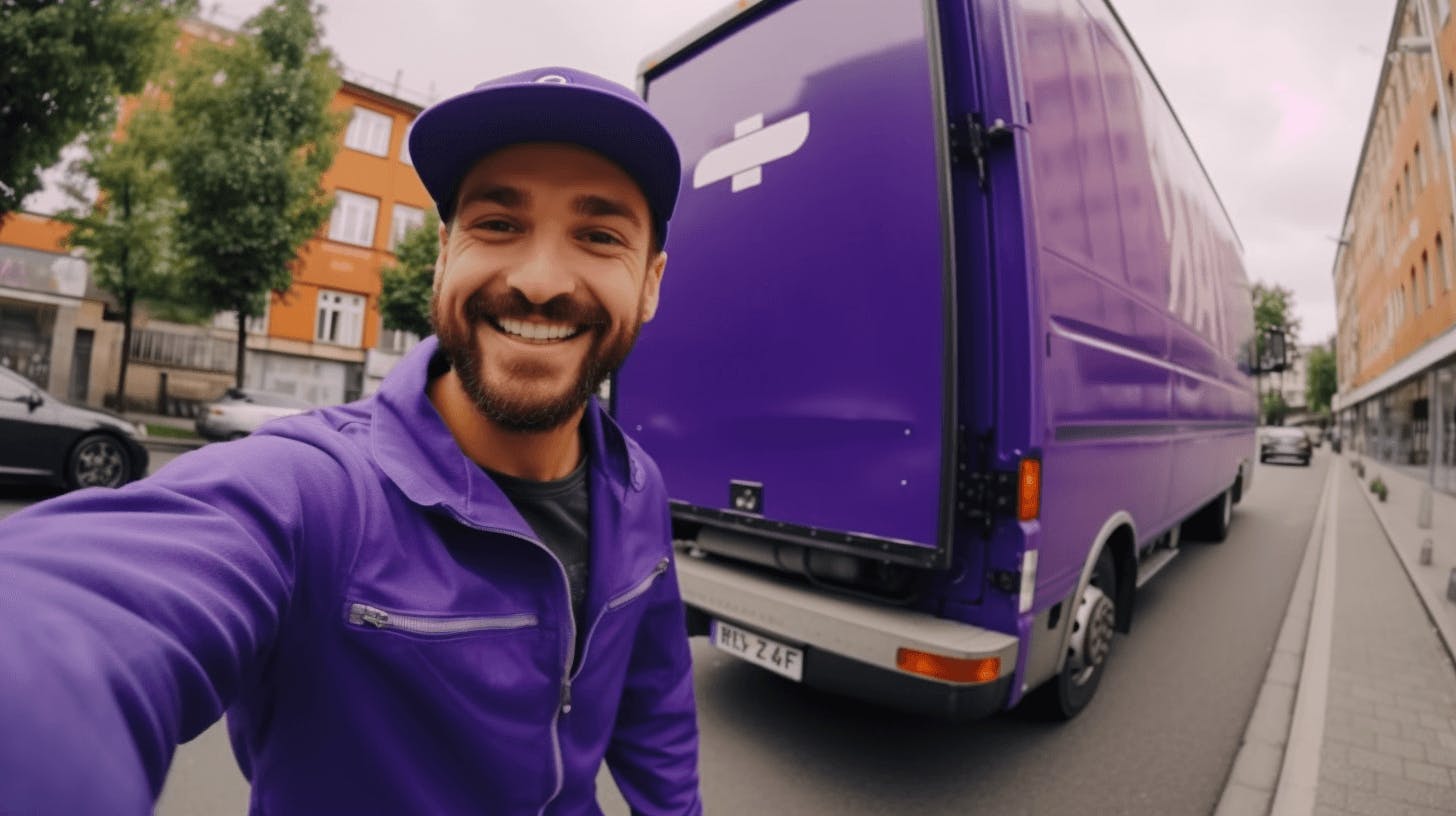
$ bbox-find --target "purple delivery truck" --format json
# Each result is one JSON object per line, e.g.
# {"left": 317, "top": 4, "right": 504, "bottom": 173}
{"left": 616, "top": 0, "right": 1283, "bottom": 719}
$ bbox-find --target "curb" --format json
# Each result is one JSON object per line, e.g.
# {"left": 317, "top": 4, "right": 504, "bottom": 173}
{"left": 143, "top": 438, "right": 208, "bottom": 454}
{"left": 1213, "top": 462, "right": 1336, "bottom": 816}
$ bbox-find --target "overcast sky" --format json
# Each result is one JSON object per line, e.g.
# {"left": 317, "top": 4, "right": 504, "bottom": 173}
{"left": 209, "top": 0, "right": 1398, "bottom": 345}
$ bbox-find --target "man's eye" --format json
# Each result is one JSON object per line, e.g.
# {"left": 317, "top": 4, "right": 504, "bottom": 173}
{"left": 583, "top": 230, "right": 622, "bottom": 246}
{"left": 475, "top": 219, "right": 517, "bottom": 233}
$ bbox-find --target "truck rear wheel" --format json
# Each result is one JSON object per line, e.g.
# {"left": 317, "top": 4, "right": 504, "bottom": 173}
{"left": 1029, "top": 546, "right": 1117, "bottom": 720}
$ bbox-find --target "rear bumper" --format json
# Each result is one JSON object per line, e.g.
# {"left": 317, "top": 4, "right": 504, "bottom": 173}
{"left": 679, "top": 555, "right": 1018, "bottom": 720}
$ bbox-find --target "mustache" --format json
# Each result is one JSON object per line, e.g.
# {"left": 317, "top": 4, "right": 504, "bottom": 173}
{"left": 464, "top": 289, "right": 609, "bottom": 329}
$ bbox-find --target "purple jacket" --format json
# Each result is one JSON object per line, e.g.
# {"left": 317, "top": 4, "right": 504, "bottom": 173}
{"left": 0, "top": 337, "right": 701, "bottom": 815}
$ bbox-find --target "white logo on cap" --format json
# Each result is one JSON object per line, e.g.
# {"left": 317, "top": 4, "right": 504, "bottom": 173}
{"left": 535, "top": 74, "right": 569, "bottom": 84}
{"left": 694, "top": 112, "right": 810, "bottom": 192}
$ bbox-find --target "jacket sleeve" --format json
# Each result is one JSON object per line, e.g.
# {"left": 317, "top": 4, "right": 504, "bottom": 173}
{"left": 0, "top": 437, "right": 329, "bottom": 815}
{"left": 604, "top": 550, "right": 703, "bottom": 816}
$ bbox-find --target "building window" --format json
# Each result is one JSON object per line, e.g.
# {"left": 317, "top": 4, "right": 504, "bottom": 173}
{"left": 1425, "top": 251, "right": 1435, "bottom": 307}
{"left": 211, "top": 304, "right": 269, "bottom": 336}
{"left": 329, "top": 190, "right": 379, "bottom": 247}
{"left": 1441, "top": 233, "right": 1453, "bottom": 290}
{"left": 316, "top": 290, "right": 366, "bottom": 347}
{"left": 344, "top": 106, "right": 392, "bottom": 157}
{"left": 1404, "top": 165, "right": 1413, "bottom": 210}
{"left": 1416, "top": 144, "right": 1426, "bottom": 189}
{"left": 400, "top": 119, "right": 415, "bottom": 165}
{"left": 377, "top": 327, "right": 419, "bottom": 354}
{"left": 390, "top": 203, "right": 426, "bottom": 250}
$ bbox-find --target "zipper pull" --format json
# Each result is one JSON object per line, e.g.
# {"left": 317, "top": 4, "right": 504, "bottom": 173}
{"left": 358, "top": 606, "right": 390, "bottom": 628}
{"left": 560, "top": 679, "right": 573, "bottom": 714}
{"left": 654, "top": 557, "right": 669, "bottom": 575}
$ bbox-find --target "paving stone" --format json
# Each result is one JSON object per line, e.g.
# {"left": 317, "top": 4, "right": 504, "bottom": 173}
{"left": 1348, "top": 711, "right": 1402, "bottom": 738}
{"left": 1379, "top": 733, "right": 1431, "bottom": 761}
{"left": 1427, "top": 745, "right": 1456, "bottom": 770}
{"left": 1326, "top": 721, "right": 1378, "bottom": 750}
{"left": 1317, "top": 782, "right": 1347, "bottom": 809}
{"left": 1349, "top": 746, "right": 1405, "bottom": 776}
{"left": 1375, "top": 773, "right": 1451, "bottom": 809}
{"left": 1403, "top": 758, "right": 1454, "bottom": 787}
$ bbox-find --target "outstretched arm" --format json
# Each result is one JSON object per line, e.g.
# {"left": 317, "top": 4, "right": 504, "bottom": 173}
{"left": 0, "top": 439, "right": 319, "bottom": 814}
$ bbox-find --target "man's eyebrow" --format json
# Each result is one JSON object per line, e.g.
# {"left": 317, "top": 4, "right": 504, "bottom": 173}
{"left": 575, "top": 194, "right": 642, "bottom": 228}
{"left": 457, "top": 184, "right": 529, "bottom": 211}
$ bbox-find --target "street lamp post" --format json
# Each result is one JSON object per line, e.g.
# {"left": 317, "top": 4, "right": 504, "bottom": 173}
{"left": 1402, "top": 0, "right": 1451, "bottom": 516}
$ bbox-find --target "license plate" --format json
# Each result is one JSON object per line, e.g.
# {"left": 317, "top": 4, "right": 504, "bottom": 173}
{"left": 710, "top": 620, "right": 804, "bottom": 681}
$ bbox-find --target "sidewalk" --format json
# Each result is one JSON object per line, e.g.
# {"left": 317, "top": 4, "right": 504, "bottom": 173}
{"left": 1218, "top": 457, "right": 1456, "bottom": 816}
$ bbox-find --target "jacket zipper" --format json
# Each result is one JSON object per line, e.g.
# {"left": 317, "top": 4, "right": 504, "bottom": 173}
{"left": 436, "top": 508, "right": 666, "bottom": 816}
{"left": 568, "top": 557, "right": 671, "bottom": 686}
{"left": 347, "top": 604, "right": 537, "bottom": 635}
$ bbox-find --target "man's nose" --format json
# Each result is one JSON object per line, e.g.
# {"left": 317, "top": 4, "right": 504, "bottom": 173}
{"left": 505, "top": 237, "right": 577, "bottom": 305}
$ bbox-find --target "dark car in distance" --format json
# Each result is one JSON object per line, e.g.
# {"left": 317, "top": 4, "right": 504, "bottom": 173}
{"left": 1260, "top": 426, "right": 1312, "bottom": 466}
{"left": 0, "top": 364, "right": 149, "bottom": 489}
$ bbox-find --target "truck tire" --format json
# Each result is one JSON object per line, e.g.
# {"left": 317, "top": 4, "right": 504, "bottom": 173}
{"left": 1028, "top": 546, "right": 1117, "bottom": 720}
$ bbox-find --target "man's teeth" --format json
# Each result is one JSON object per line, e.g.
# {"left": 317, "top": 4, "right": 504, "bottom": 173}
{"left": 496, "top": 318, "right": 580, "bottom": 341}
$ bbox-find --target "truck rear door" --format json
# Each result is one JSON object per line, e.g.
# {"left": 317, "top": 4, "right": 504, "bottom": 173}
{"left": 617, "top": 0, "right": 959, "bottom": 567}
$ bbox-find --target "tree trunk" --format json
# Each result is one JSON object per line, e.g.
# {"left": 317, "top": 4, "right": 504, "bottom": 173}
{"left": 235, "top": 307, "right": 247, "bottom": 389}
{"left": 117, "top": 290, "right": 134, "bottom": 411}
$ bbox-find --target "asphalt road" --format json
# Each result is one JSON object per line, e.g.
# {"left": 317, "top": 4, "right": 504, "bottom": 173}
{"left": 0, "top": 447, "right": 1331, "bottom": 814}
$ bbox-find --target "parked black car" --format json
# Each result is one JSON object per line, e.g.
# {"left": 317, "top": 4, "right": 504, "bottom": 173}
{"left": 0, "top": 364, "right": 149, "bottom": 489}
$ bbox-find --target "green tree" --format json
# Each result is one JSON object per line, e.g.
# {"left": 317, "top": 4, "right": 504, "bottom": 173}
{"left": 59, "top": 103, "right": 180, "bottom": 409}
{"left": 0, "top": 0, "right": 192, "bottom": 222}
{"left": 378, "top": 212, "right": 440, "bottom": 339}
{"left": 1251, "top": 282, "right": 1301, "bottom": 413}
{"left": 1262, "top": 390, "right": 1289, "bottom": 425}
{"left": 1305, "top": 341, "right": 1337, "bottom": 415}
{"left": 168, "top": 0, "right": 342, "bottom": 387}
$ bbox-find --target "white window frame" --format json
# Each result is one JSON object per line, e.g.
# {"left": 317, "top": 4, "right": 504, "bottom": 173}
{"left": 344, "top": 106, "right": 392, "bottom": 157}
{"left": 315, "top": 289, "right": 366, "bottom": 347}
{"left": 390, "top": 203, "right": 426, "bottom": 250}
{"left": 329, "top": 190, "right": 379, "bottom": 248}
{"left": 400, "top": 119, "right": 415, "bottom": 165}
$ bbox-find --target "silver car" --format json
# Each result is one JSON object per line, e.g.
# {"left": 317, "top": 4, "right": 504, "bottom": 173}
{"left": 1259, "top": 426, "right": 1312, "bottom": 466}
{"left": 195, "top": 387, "right": 313, "bottom": 441}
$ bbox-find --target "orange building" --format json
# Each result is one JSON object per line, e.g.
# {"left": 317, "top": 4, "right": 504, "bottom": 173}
{"left": 1333, "top": 0, "right": 1456, "bottom": 490}
{"left": 0, "top": 16, "right": 435, "bottom": 412}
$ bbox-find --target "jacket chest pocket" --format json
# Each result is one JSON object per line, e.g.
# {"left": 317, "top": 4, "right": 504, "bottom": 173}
{"left": 347, "top": 604, "right": 538, "bottom": 638}
{"left": 341, "top": 600, "right": 555, "bottom": 712}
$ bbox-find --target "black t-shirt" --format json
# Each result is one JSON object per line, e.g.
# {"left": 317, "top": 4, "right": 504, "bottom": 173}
{"left": 485, "top": 459, "right": 592, "bottom": 652}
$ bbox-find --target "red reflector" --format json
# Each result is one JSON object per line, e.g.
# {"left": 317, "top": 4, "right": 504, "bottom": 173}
{"left": 895, "top": 648, "right": 1000, "bottom": 683}
{"left": 1018, "top": 458, "right": 1041, "bottom": 521}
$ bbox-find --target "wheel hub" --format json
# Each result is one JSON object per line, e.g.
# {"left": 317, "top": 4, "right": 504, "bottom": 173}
{"left": 1066, "top": 584, "right": 1115, "bottom": 686}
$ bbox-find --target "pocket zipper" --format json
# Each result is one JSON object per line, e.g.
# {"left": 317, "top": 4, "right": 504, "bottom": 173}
{"left": 606, "top": 557, "right": 671, "bottom": 611}
{"left": 347, "top": 604, "right": 538, "bottom": 636}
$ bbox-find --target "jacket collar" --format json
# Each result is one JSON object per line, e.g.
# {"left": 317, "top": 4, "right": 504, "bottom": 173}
{"left": 370, "top": 336, "right": 638, "bottom": 533}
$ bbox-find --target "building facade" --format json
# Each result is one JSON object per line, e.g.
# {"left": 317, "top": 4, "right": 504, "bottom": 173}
{"left": 0, "top": 17, "right": 433, "bottom": 413}
{"left": 1334, "top": 0, "right": 1456, "bottom": 493}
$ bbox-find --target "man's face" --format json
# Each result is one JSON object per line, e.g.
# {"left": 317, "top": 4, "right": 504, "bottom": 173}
{"left": 430, "top": 142, "right": 666, "bottom": 433}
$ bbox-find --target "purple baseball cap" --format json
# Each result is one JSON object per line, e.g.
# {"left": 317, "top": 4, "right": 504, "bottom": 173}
{"left": 409, "top": 66, "right": 681, "bottom": 245}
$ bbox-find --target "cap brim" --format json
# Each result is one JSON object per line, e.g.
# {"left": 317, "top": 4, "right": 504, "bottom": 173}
{"left": 410, "top": 83, "right": 681, "bottom": 237}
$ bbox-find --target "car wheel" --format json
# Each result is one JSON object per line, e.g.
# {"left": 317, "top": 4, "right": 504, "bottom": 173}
{"left": 1029, "top": 545, "right": 1117, "bottom": 720}
{"left": 67, "top": 434, "right": 132, "bottom": 490}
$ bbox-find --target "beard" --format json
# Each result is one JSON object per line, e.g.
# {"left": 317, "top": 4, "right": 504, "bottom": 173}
{"left": 431, "top": 286, "right": 644, "bottom": 433}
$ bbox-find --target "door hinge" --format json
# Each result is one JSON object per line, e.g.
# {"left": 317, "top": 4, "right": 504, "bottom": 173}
{"left": 949, "top": 113, "right": 1015, "bottom": 189}
{"left": 955, "top": 426, "right": 1018, "bottom": 536}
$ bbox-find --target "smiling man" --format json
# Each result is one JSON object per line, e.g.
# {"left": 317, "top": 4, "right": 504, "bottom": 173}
{"left": 0, "top": 68, "right": 701, "bottom": 815}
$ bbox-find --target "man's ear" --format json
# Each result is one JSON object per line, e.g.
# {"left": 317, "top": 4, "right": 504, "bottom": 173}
{"left": 640, "top": 250, "right": 667, "bottom": 323}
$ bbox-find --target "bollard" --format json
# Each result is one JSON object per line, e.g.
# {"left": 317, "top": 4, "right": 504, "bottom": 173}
{"left": 1449, "top": 568, "right": 1456, "bottom": 603}
{"left": 1421, "top": 539, "right": 1434, "bottom": 566}
{"left": 1418, "top": 487, "right": 1434, "bottom": 530}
